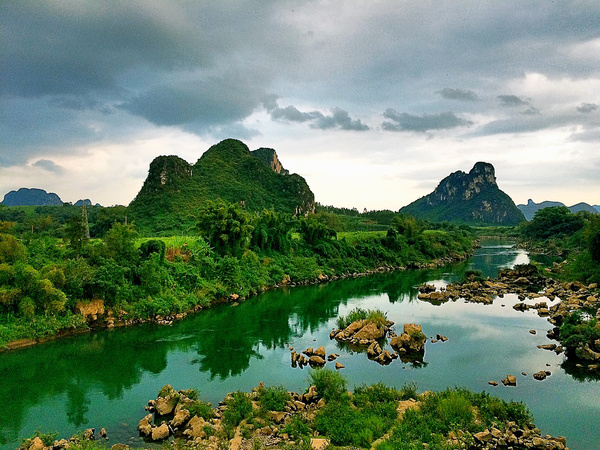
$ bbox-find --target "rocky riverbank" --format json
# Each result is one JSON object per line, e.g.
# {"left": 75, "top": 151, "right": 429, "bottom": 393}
{"left": 19, "top": 382, "right": 569, "bottom": 450}
{"left": 418, "top": 264, "right": 600, "bottom": 372}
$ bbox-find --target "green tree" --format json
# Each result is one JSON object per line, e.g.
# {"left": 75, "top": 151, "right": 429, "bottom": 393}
{"left": 0, "top": 233, "right": 26, "bottom": 264}
{"left": 524, "top": 206, "right": 585, "bottom": 239}
{"left": 103, "top": 223, "right": 139, "bottom": 264}
{"left": 585, "top": 215, "right": 600, "bottom": 263}
{"left": 64, "top": 216, "right": 89, "bottom": 257}
{"left": 197, "top": 200, "right": 253, "bottom": 255}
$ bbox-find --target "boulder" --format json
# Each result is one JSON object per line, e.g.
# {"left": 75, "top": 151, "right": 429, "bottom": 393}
{"left": 151, "top": 423, "right": 170, "bottom": 441}
{"left": 268, "top": 411, "right": 286, "bottom": 424}
{"left": 28, "top": 437, "right": 44, "bottom": 450}
{"left": 354, "top": 322, "right": 385, "bottom": 340}
{"left": 335, "top": 362, "right": 345, "bottom": 370}
{"left": 367, "top": 341, "right": 382, "bottom": 358}
{"left": 183, "top": 415, "right": 208, "bottom": 440}
{"left": 138, "top": 414, "right": 153, "bottom": 436}
{"left": 171, "top": 408, "right": 190, "bottom": 428}
{"left": 502, "top": 375, "right": 517, "bottom": 386}
{"left": 390, "top": 324, "right": 426, "bottom": 354}
{"left": 488, "top": 381, "right": 498, "bottom": 386}
{"left": 533, "top": 371, "right": 547, "bottom": 381}
{"left": 309, "top": 356, "right": 326, "bottom": 366}
{"left": 155, "top": 395, "right": 178, "bottom": 416}
{"left": 313, "top": 346, "right": 326, "bottom": 358}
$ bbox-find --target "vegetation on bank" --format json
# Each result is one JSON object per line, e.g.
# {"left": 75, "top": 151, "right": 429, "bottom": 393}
{"left": 0, "top": 202, "right": 474, "bottom": 349}
{"left": 20, "top": 371, "right": 547, "bottom": 450}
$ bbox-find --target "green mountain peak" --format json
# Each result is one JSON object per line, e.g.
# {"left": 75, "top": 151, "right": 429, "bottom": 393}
{"left": 400, "top": 162, "right": 524, "bottom": 226}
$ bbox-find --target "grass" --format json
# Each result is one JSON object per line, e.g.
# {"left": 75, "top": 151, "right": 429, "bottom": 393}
{"left": 338, "top": 231, "right": 387, "bottom": 244}
{"left": 336, "top": 307, "right": 388, "bottom": 330}
{"left": 257, "top": 385, "right": 291, "bottom": 412}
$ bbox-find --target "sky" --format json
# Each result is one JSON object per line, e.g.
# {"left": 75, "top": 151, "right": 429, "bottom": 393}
{"left": 1, "top": 0, "right": 599, "bottom": 210}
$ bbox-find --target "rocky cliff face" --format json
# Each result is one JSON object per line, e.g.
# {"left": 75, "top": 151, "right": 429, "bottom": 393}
{"left": 400, "top": 162, "right": 525, "bottom": 225}
{"left": 251, "top": 148, "right": 290, "bottom": 175}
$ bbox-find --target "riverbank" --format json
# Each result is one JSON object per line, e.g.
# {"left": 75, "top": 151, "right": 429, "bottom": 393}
{"left": 19, "top": 378, "right": 569, "bottom": 450}
{"left": 0, "top": 251, "right": 471, "bottom": 354}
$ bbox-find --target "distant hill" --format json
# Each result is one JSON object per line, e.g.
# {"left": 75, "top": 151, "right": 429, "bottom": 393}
{"left": 1, "top": 188, "right": 63, "bottom": 206}
{"left": 128, "top": 139, "right": 315, "bottom": 232}
{"left": 400, "top": 162, "right": 525, "bottom": 226}
{"left": 517, "top": 199, "right": 598, "bottom": 220}
{"left": 595, "top": 205, "right": 600, "bottom": 213}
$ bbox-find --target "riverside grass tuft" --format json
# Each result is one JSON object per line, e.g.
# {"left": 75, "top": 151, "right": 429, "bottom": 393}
{"left": 335, "top": 307, "right": 388, "bottom": 330}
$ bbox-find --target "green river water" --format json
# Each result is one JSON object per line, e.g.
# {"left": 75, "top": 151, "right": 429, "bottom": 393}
{"left": 1, "top": 241, "right": 598, "bottom": 449}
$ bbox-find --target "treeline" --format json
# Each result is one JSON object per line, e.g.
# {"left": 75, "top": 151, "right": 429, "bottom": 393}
{"left": 0, "top": 201, "right": 474, "bottom": 348}
{"left": 517, "top": 206, "right": 600, "bottom": 284}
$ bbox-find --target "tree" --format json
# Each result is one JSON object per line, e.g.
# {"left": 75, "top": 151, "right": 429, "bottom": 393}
{"left": 104, "top": 222, "right": 139, "bottom": 264}
{"left": 0, "top": 233, "right": 26, "bottom": 264}
{"left": 64, "top": 216, "right": 89, "bottom": 257}
{"left": 197, "top": 200, "right": 253, "bottom": 255}
{"left": 524, "top": 206, "right": 585, "bottom": 239}
{"left": 585, "top": 215, "right": 600, "bottom": 263}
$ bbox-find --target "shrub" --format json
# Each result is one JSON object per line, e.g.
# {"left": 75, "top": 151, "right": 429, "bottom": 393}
{"left": 188, "top": 400, "right": 215, "bottom": 420}
{"left": 223, "top": 391, "right": 253, "bottom": 426}
{"left": 308, "top": 368, "right": 347, "bottom": 402}
{"left": 258, "top": 385, "right": 291, "bottom": 412}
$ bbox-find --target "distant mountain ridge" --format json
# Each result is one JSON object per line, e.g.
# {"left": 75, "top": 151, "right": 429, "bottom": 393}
{"left": 128, "top": 139, "right": 315, "bottom": 232}
{"left": 400, "top": 162, "right": 525, "bottom": 226}
{"left": 517, "top": 199, "right": 598, "bottom": 220}
{"left": 1, "top": 187, "right": 63, "bottom": 206}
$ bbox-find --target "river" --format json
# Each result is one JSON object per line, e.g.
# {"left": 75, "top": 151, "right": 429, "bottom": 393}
{"left": 1, "top": 240, "right": 598, "bottom": 449}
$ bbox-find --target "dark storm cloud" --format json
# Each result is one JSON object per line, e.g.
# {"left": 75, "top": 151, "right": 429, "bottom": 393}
{"left": 121, "top": 75, "right": 265, "bottom": 128}
{"left": 577, "top": 103, "right": 599, "bottom": 113}
{"left": 437, "top": 88, "right": 479, "bottom": 101}
{"left": 264, "top": 99, "right": 369, "bottom": 131}
{"left": 382, "top": 109, "right": 473, "bottom": 132}
{"left": 497, "top": 95, "right": 530, "bottom": 107}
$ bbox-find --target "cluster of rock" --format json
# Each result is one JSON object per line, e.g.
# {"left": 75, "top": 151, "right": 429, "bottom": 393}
{"left": 488, "top": 371, "right": 551, "bottom": 387}
{"left": 329, "top": 319, "right": 427, "bottom": 365}
{"left": 472, "top": 423, "right": 567, "bottom": 449}
{"left": 289, "top": 346, "right": 344, "bottom": 369}
{"left": 137, "top": 383, "right": 334, "bottom": 449}
{"left": 20, "top": 428, "right": 107, "bottom": 450}
{"left": 418, "top": 265, "right": 600, "bottom": 372}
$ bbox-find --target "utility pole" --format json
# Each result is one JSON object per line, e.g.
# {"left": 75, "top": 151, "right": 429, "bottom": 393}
{"left": 82, "top": 201, "right": 90, "bottom": 239}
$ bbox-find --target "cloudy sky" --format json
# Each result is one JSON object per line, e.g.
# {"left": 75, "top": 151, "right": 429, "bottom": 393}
{"left": 2, "top": 0, "right": 599, "bottom": 210}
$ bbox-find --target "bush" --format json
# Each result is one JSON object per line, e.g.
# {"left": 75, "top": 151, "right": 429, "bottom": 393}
{"left": 308, "top": 368, "right": 347, "bottom": 402}
{"left": 258, "top": 385, "right": 291, "bottom": 412}
{"left": 223, "top": 391, "right": 253, "bottom": 426}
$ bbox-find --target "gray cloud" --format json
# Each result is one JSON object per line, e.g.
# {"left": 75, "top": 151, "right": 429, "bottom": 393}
{"left": 437, "top": 88, "right": 479, "bottom": 101}
{"left": 577, "top": 103, "right": 599, "bottom": 114}
{"left": 264, "top": 99, "right": 369, "bottom": 131}
{"left": 497, "top": 95, "right": 531, "bottom": 107}
{"left": 33, "top": 160, "right": 65, "bottom": 174}
{"left": 521, "top": 106, "right": 541, "bottom": 116}
{"left": 121, "top": 75, "right": 266, "bottom": 129}
{"left": 382, "top": 109, "right": 474, "bottom": 132}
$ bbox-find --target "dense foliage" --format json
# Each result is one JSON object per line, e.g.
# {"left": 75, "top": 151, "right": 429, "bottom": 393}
{"left": 0, "top": 199, "right": 474, "bottom": 348}
{"left": 127, "top": 139, "right": 315, "bottom": 234}
{"left": 518, "top": 207, "right": 600, "bottom": 284}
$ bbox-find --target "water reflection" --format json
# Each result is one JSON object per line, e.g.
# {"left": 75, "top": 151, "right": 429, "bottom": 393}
{"left": 2, "top": 242, "right": 597, "bottom": 450}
